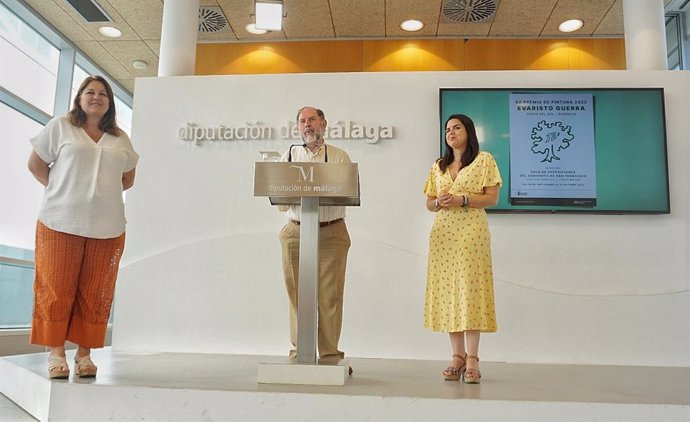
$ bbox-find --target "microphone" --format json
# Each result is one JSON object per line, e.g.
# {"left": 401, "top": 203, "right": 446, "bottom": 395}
{"left": 287, "top": 143, "right": 306, "bottom": 162}
{"left": 287, "top": 143, "right": 328, "bottom": 162}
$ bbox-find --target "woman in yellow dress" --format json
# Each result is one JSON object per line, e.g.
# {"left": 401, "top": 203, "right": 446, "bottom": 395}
{"left": 423, "top": 114, "right": 502, "bottom": 384}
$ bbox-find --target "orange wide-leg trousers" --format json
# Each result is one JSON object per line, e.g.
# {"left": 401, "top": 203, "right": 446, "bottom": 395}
{"left": 30, "top": 221, "right": 125, "bottom": 348}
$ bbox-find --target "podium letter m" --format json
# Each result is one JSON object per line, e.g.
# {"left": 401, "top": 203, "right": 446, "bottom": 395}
{"left": 289, "top": 165, "right": 314, "bottom": 182}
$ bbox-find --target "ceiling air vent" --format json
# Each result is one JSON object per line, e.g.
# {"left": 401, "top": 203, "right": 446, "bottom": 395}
{"left": 64, "top": 0, "right": 112, "bottom": 23}
{"left": 442, "top": 0, "right": 498, "bottom": 23}
{"left": 198, "top": 6, "right": 229, "bottom": 33}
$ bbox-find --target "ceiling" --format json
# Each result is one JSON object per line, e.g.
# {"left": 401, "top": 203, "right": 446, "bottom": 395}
{"left": 19, "top": 0, "right": 679, "bottom": 93}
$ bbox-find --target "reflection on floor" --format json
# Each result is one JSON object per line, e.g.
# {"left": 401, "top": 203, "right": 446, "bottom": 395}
{"left": 1, "top": 348, "right": 689, "bottom": 421}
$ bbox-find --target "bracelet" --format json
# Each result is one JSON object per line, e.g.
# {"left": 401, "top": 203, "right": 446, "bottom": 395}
{"left": 462, "top": 195, "right": 469, "bottom": 208}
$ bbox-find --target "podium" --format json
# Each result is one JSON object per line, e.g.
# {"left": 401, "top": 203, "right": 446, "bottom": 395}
{"left": 254, "top": 161, "right": 360, "bottom": 385}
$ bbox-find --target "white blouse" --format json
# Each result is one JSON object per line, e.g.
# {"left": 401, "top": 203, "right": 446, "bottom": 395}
{"left": 30, "top": 115, "right": 139, "bottom": 239}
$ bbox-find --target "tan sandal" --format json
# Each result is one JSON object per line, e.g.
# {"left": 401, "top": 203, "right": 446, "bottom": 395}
{"left": 75, "top": 355, "right": 97, "bottom": 378}
{"left": 462, "top": 355, "right": 481, "bottom": 384}
{"left": 442, "top": 353, "right": 466, "bottom": 381}
{"left": 48, "top": 355, "right": 70, "bottom": 379}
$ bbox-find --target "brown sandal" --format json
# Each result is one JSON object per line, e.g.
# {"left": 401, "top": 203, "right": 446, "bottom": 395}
{"left": 442, "top": 353, "right": 466, "bottom": 381}
{"left": 48, "top": 355, "right": 70, "bottom": 379}
{"left": 462, "top": 355, "right": 481, "bottom": 384}
{"left": 75, "top": 355, "right": 97, "bottom": 378}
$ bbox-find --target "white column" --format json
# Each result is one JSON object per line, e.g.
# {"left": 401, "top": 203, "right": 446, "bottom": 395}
{"left": 622, "top": 0, "right": 668, "bottom": 70}
{"left": 158, "top": 0, "right": 199, "bottom": 76}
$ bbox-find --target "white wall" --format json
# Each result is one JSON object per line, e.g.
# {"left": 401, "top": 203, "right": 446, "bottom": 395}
{"left": 112, "top": 71, "right": 690, "bottom": 367}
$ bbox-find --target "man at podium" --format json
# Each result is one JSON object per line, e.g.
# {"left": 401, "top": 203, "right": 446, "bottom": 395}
{"left": 278, "top": 106, "right": 352, "bottom": 363}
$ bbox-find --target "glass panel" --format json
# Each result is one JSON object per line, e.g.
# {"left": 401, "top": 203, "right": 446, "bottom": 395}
{"left": 0, "top": 101, "right": 44, "bottom": 250}
{"left": 0, "top": 2, "right": 59, "bottom": 114}
{"left": 666, "top": 15, "right": 681, "bottom": 70}
{"left": 0, "top": 245, "right": 33, "bottom": 329}
{"left": 70, "top": 64, "right": 89, "bottom": 101}
{"left": 115, "top": 96, "right": 132, "bottom": 136}
{"left": 0, "top": 267, "right": 33, "bottom": 328}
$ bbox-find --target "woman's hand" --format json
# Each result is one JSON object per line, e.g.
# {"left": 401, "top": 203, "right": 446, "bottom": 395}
{"left": 28, "top": 150, "right": 50, "bottom": 187}
{"left": 122, "top": 168, "right": 136, "bottom": 191}
{"left": 437, "top": 192, "right": 457, "bottom": 208}
{"left": 436, "top": 186, "right": 501, "bottom": 210}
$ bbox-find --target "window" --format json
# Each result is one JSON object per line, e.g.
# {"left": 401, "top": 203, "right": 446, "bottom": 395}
{"left": 0, "top": 103, "right": 43, "bottom": 329}
{"left": 0, "top": 0, "right": 132, "bottom": 332}
{"left": 666, "top": 12, "right": 688, "bottom": 70}
{"left": 114, "top": 95, "right": 133, "bottom": 136}
{"left": 0, "top": 2, "right": 59, "bottom": 113}
{"left": 0, "top": 101, "right": 43, "bottom": 249}
{"left": 0, "top": 245, "right": 33, "bottom": 328}
{"left": 70, "top": 64, "right": 90, "bottom": 103}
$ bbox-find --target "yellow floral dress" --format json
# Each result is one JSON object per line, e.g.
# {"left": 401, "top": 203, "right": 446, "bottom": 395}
{"left": 423, "top": 151, "right": 502, "bottom": 332}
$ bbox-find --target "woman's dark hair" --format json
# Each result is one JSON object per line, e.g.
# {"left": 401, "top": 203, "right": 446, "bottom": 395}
{"left": 438, "top": 114, "right": 480, "bottom": 173}
{"left": 68, "top": 75, "right": 122, "bottom": 136}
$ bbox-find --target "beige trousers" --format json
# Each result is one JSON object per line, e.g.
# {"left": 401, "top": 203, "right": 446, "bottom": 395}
{"left": 279, "top": 219, "right": 351, "bottom": 361}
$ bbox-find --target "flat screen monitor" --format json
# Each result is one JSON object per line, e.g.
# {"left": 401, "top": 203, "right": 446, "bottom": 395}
{"left": 439, "top": 88, "right": 670, "bottom": 214}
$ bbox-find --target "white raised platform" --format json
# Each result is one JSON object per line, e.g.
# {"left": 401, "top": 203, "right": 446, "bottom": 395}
{"left": 257, "top": 358, "right": 350, "bottom": 385}
{"left": 1, "top": 349, "right": 689, "bottom": 422}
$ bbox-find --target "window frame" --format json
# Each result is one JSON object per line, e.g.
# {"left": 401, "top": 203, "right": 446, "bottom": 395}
{"left": 665, "top": 11, "right": 688, "bottom": 70}
{"left": 666, "top": 13, "right": 683, "bottom": 69}
{"left": 0, "top": 0, "right": 133, "bottom": 125}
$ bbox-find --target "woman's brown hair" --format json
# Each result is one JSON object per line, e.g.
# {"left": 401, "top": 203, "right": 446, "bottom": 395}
{"left": 68, "top": 75, "right": 122, "bottom": 136}
{"left": 438, "top": 114, "right": 480, "bottom": 173}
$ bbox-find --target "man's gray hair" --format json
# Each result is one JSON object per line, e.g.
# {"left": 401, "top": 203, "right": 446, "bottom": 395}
{"left": 296, "top": 106, "right": 326, "bottom": 122}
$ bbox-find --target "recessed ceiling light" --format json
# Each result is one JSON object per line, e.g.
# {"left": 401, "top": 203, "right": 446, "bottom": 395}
{"left": 245, "top": 23, "right": 268, "bottom": 35}
{"left": 98, "top": 26, "right": 122, "bottom": 38}
{"left": 132, "top": 60, "right": 147, "bottom": 70}
{"left": 255, "top": 1, "right": 283, "bottom": 31}
{"left": 400, "top": 19, "right": 424, "bottom": 32}
{"left": 558, "top": 19, "right": 584, "bottom": 33}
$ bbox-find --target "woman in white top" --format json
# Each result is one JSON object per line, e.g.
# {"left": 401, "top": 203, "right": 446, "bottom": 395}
{"left": 28, "top": 75, "right": 139, "bottom": 379}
